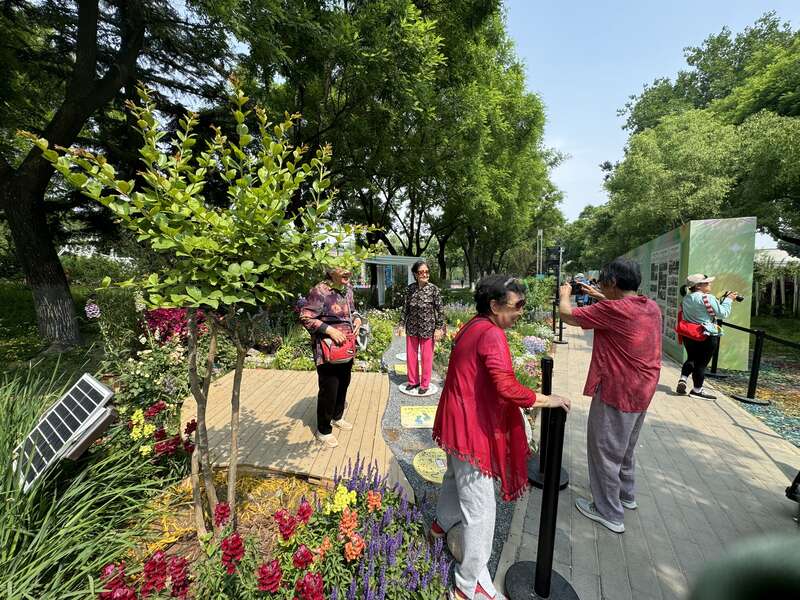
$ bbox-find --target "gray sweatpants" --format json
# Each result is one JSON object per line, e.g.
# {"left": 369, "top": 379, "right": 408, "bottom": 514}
{"left": 436, "top": 454, "right": 498, "bottom": 599}
{"left": 587, "top": 393, "right": 647, "bottom": 524}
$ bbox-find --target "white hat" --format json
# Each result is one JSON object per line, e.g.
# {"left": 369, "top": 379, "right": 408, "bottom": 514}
{"left": 575, "top": 273, "right": 585, "bottom": 279}
{"left": 686, "top": 273, "right": 715, "bottom": 286}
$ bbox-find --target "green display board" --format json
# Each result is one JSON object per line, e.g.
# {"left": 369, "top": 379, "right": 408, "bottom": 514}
{"left": 625, "top": 218, "right": 755, "bottom": 371}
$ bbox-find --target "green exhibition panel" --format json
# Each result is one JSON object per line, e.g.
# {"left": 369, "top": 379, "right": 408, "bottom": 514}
{"left": 625, "top": 217, "right": 755, "bottom": 371}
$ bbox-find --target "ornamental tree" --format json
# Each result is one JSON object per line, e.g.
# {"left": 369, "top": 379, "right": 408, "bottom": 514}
{"left": 29, "top": 84, "right": 369, "bottom": 536}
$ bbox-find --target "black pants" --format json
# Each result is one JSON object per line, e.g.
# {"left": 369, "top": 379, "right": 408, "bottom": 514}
{"left": 681, "top": 337, "right": 716, "bottom": 390}
{"left": 316, "top": 360, "right": 353, "bottom": 434}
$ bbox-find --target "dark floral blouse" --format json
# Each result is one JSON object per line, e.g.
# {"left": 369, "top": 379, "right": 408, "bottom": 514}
{"left": 299, "top": 281, "right": 361, "bottom": 366}
{"left": 402, "top": 282, "right": 445, "bottom": 339}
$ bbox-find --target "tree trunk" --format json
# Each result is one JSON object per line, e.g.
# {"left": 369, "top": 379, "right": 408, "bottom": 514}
{"left": 793, "top": 275, "right": 798, "bottom": 316}
{"left": 780, "top": 275, "right": 786, "bottom": 307}
{"left": 227, "top": 340, "right": 247, "bottom": 526}
{"left": 435, "top": 231, "right": 451, "bottom": 282}
{"left": 754, "top": 281, "right": 759, "bottom": 316}
{"left": 190, "top": 436, "right": 207, "bottom": 537}
{"left": 1, "top": 175, "right": 81, "bottom": 348}
{"left": 771, "top": 278, "right": 776, "bottom": 307}
{"left": 187, "top": 311, "right": 219, "bottom": 535}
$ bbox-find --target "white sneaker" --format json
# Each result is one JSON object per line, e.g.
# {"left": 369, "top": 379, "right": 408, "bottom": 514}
{"left": 620, "top": 497, "right": 638, "bottom": 510}
{"left": 315, "top": 431, "right": 339, "bottom": 448}
{"left": 331, "top": 418, "right": 353, "bottom": 431}
{"left": 575, "top": 497, "right": 624, "bottom": 533}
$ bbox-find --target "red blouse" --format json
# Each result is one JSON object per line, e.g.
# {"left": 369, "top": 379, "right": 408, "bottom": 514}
{"left": 432, "top": 315, "right": 537, "bottom": 501}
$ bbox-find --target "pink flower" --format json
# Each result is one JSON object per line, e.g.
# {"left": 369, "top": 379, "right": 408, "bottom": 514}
{"left": 296, "top": 497, "right": 313, "bottom": 524}
{"left": 257, "top": 559, "right": 282, "bottom": 592}
{"left": 141, "top": 551, "right": 167, "bottom": 597}
{"left": 294, "top": 571, "right": 325, "bottom": 600}
{"left": 220, "top": 532, "right": 245, "bottom": 575}
{"left": 214, "top": 502, "right": 231, "bottom": 528}
{"left": 292, "top": 544, "right": 314, "bottom": 569}
{"left": 183, "top": 439, "right": 195, "bottom": 454}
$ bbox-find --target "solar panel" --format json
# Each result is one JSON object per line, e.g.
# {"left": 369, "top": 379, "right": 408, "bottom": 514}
{"left": 13, "top": 373, "right": 114, "bottom": 492}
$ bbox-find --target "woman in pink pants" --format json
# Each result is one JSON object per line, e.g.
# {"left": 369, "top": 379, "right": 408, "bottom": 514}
{"left": 401, "top": 260, "right": 445, "bottom": 394}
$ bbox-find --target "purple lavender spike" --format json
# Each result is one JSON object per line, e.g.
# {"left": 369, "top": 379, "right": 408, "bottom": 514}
{"left": 377, "top": 565, "right": 387, "bottom": 600}
{"left": 421, "top": 567, "right": 432, "bottom": 589}
{"left": 433, "top": 536, "right": 443, "bottom": 557}
{"left": 347, "top": 579, "right": 357, "bottom": 600}
{"left": 331, "top": 587, "right": 338, "bottom": 600}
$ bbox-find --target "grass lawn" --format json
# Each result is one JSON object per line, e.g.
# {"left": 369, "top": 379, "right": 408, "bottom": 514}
{"left": 0, "top": 281, "right": 103, "bottom": 379}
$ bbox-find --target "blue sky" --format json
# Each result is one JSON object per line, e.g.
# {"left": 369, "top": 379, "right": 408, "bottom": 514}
{"left": 503, "top": 0, "right": 799, "bottom": 246}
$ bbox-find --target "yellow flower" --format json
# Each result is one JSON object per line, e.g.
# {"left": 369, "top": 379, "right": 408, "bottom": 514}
{"left": 131, "top": 426, "right": 143, "bottom": 441}
{"left": 323, "top": 484, "right": 358, "bottom": 514}
{"left": 139, "top": 444, "right": 153, "bottom": 456}
{"left": 131, "top": 409, "right": 145, "bottom": 425}
{"left": 142, "top": 423, "right": 156, "bottom": 437}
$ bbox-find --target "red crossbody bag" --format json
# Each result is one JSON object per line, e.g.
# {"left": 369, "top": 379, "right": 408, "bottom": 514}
{"left": 675, "top": 294, "right": 717, "bottom": 344}
{"left": 320, "top": 295, "right": 357, "bottom": 364}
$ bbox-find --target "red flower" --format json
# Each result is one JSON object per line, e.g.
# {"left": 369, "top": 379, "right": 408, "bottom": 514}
{"left": 294, "top": 571, "right": 325, "bottom": 600}
{"left": 274, "top": 508, "right": 297, "bottom": 540}
{"left": 292, "top": 544, "right": 314, "bottom": 569}
{"left": 141, "top": 551, "right": 168, "bottom": 597}
{"left": 144, "top": 400, "right": 167, "bottom": 419}
{"left": 296, "top": 497, "right": 313, "bottom": 524}
{"left": 220, "top": 532, "right": 245, "bottom": 575}
{"left": 184, "top": 419, "right": 197, "bottom": 436}
{"left": 99, "top": 561, "right": 137, "bottom": 600}
{"left": 257, "top": 559, "right": 282, "bottom": 592}
{"left": 168, "top": 556, "right": 190, "bottom": 599}
{"left": 214, "top": 502, "right": 231, "bottom": 528}
{"left": 154, "top": 427, "right": 167, "bottom": 441}
{"left": 183, "top": 439, "right": 195, "bottom": 454}
{"left": 155, "top": 435, "right": 182, "bottom": 456}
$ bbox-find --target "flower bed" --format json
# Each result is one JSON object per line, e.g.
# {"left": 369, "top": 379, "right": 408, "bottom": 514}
{"left": 99, "top": 458, "right": 451, "bottom": 599}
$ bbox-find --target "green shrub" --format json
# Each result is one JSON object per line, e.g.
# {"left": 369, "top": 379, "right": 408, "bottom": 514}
{"left": 93, "top": 287, "right": 140, "bottom": 367}
{"left": 60, "top": 254, "right": 136, "bottom": 287}
{"left": 271, "top": 341, "right": 314, "bottom": 370}
{"left": 441, "top": 287, "right": 474, "bottom": 305}
{"left": 522, "top": 276, "right": 555, "bottom": 315}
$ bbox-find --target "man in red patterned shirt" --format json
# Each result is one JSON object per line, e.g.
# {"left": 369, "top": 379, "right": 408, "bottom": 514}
{"left": 559, "top": 258, "right": 662, "bottom": 534}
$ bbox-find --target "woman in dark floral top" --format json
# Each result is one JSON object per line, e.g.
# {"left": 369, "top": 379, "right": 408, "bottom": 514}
{"left": 401, "top": 260, "right": 445, "bottom": 394}
{"left": 299, "top": 266, "right": 362, "bottom": 448}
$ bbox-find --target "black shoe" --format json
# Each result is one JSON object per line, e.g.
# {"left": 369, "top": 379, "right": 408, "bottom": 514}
{"left": 418, "top": 387, "right": 428, "bottom": 394}
{"left": 406, "top": 383, "right": 419, "bottom": 390}
{"left": 689, "top": 389, "right": 716, "bottom": 400}
{"left": 676, "top": 381, "right": 687, "bottom": 395}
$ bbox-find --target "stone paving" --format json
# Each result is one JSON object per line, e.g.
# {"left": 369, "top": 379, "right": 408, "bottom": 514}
{"left": 494, "top": 324, "right": 800, "bottom": 600}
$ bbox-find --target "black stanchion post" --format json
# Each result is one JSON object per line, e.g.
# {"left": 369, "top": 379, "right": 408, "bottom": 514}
{"left": 553, "top": 317, "right": 567, "bottom": 345}
{"left": 528, "top": 357, "right": 568, "bottom": 491}
{"left": 705, "top": 323, "right": 728, "bottom": 379}
{"left": 507, "top": 357, "right": 578, "bottom": 600}
{"left": 552, "top": 299, "right": 557, "bottom": 335}
{"left": 732, "top": 329, "right": 769, "bottom": 406}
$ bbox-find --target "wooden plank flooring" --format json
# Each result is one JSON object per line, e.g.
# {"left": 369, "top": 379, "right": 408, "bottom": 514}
{"left": 182, "top": 368, "right": 393, "bottom": 486}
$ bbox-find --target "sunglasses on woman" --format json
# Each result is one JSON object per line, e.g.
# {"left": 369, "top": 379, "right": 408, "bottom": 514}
{"left": 504, "top": 298, "right": 526, "bottom": 310}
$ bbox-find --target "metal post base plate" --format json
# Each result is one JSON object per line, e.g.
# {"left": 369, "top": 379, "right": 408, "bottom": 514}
{"left": 505, "top": 561, "right": 579, "bottom": 600}
{"left": 527, "top": 455, "right": 569, "bottom": 490}
{"left": 732, "top": 394, "right": 770, "bottom": 406}
{"left": 552, "top": 339, "right": 568, "bottom": 345}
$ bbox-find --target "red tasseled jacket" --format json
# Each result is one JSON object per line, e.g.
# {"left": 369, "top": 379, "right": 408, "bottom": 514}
{"left": 432, "top": 315, "right": 537, "bottom": 501}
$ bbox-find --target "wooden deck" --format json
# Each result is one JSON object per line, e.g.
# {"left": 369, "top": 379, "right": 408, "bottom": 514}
{"left": 182, "top": 369, "right": 408, "bottom": 492}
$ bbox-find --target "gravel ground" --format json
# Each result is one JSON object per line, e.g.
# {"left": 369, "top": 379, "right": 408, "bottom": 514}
{"left": 380, "top": 333, "right": 514, "bottom": 578}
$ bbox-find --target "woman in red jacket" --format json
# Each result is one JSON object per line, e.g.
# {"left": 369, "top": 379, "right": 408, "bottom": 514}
{"left": 432, "top": 275, "right": 571, "bottom": 600}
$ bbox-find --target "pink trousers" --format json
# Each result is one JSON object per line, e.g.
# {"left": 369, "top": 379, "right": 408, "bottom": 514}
{"left": 406, "top": 335, "right": 434, "bottom": 388}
